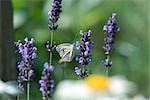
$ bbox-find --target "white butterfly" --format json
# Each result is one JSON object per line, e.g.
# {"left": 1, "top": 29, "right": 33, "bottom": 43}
{"left": 56, "top": 43, "right": 75, "bottom": 63}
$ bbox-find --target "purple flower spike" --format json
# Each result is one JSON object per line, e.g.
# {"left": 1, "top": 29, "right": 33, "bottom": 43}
{"left": 48, "top": 0, "right": 62, "bottom": 31}
{"left": 15, "top": 37, "right": 37, "bottom": 82}
{"left": 102, "top": 58, "right": 112, "bottom": 67}
{"left": 103, "top": 13, "right": 119, "bottom": 55}
{"left": 75, "top": 30, "right": 94, "bottom": 65}
{"left": 39, "top": 62, "right": 55, "bottom": 99}
{"left": 74, "top": 67, "right": 92, "bottom": 79}
{"left": 45, "top": 41, "right": 56, "bottom": 52}
{"left": 102, "top": 13, "right": 119, "bottom": 68}
{"left": 43, "top": 62, "right": 54, "bottom": 75}
{"left": 74, "top": 30, "right": 94, "bottom": 78}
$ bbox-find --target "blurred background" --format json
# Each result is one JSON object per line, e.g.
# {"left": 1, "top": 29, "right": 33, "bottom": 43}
{"left": 10, "top": 0, "right": 149, "bottom": 99}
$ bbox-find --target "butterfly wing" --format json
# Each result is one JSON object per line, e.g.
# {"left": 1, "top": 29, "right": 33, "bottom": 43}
{"left": 56, "top": 43, "right": 74, "bottom": 63}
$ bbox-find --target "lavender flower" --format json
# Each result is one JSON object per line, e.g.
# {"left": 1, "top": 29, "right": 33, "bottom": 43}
{"left": 48, "top": 0, "right": 62, "bottom": 31}
{"left": 15, "top": 37, "right": 37, "bottom": 82}
{"left": 103, "top": 13, "right": 119, "bottom": 55}
{"left": 74, "top": 30, "right": 94, "bottom": 78}
{"left": 76, "top": 30, "right": 94, "bottom": 65}
{"left": 45, "top": 41, "right": 56, "bottom": 52}
{"left": 102, "top": 13, "right": 119, "bottom": 67}
{"left": 74, "top": 67, "right": 91, "bottom": 78}
{"left": 39, "top": 62, "right": 55, "bottom": 99}
{"left": 102, "top": 58, "right": 112, "bottom": 67}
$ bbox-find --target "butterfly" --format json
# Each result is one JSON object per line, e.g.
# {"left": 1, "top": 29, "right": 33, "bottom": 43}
{"left": 56, "top": 43, "right": 75, "bottom": 63}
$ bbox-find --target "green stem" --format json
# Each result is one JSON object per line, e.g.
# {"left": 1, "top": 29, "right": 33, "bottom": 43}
{"left": 62, "top": 63, "right": 66, "bottom": 80}
{"left": 17, "top": 83, "right": 21, "bottom": 100}
{"left": 105, "top": 67, "right": 109, "bottom": 78}
{"left": 82, "top": 65, "right": 85, "bottom": 79}
{"left": 17, "top": 96, "right": 19, "bottom": 100}
{"left": 62, "top": 67, "right": 65, "bottom": 80}
{"left": 27, "top": 81, "right": 30, "bottom": 100}
{"left": 105, "top": 55, "right": 109, "bottom": 78}
{"left": 17, "top": 93, "right": 19, "bottom": 100}
{"left": 48, "top": 98, "right": 51, "bottom": 100}
{"left": 49, "top": 31, "right": 54, "bottom": 65}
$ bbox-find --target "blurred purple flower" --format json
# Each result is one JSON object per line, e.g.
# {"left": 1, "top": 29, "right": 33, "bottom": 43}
{"left": 48, "top": 0, "right": 62, "bottom": 31}
{"left": 74, "top": 67, "right": 91, "bottom": 79}
{"left": 102, "top": 13, "right": 119, "bottom": 67}
{"left": 39, "top": 62, "right": 55, "bottom": 99}
{"left": 103, "top": 13, "right": 119, "bottom": 55}
{"left": 15, "top": 37, "right": 37, "bottom": 82}
{"left": 45, "top": 41, "right": 56, "bottom": 52}
{"left": 102, "top": 58, "right": 112, "bottom": 67}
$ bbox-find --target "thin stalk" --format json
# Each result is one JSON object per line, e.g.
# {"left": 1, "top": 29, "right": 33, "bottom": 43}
{"left": 17, "top": 83, "right": 21, "bottom": 100}
{"left": 17, "top": 92, "right": 19, "bottom": 100}
{"left": 105, "top": 67, "right": 109, "bottom": 78}
{"left": 62, "top": 67, "right": 65, "bottom": 80}
{"left": 27, "top": 81, "right": 30, "bottom": 100}
{"left": 82, "top": 65, "right": 85, "bottom": 79}
{"left": 17, "top": 95, "right": 19, "bottom": 100}
{"left": 105, "top": 55, "right": 109, "bottom": 78}
{"left": 62, "top": 63, "right": 66, "bottom": 80}
{"left": 82, "top": 67, "right": 85, "bottom": 74}
{"left": 48, "top": 98, "right": 51, "bottom": 100}
{"left": 105, "top": 67, "right": 109, "bottom": 92}
{"left": 49, "top": 31, "right": 54, "bottom": 65}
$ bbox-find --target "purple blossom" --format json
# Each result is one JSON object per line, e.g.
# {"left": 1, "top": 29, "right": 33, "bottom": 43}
{"left": 74, "top": 67, "right": 91, "bottom": 78}
{"left": 43, "top": 62, "right": 54, "bottom": 75}
{"left": 103, "top": 13, "right": 119, "bottom": 55}
{"left": 39, "top": 62, "right": 55, "bottom": 99}
{"left": 74, "top": 30, "right": 94, "bottom": 78}
{"left": 75, "top": 30, "right": 94, "bottom": 65}
{"left": 15, "top": 37, "right": 37, "bottom": 82}
{"left": 102, "top": 13, "right": 119, "bottom": 67}
{"left": 48, "top": 0, "right": 62, "bottom": 31}
{"left": 102, "top": 58, "right": 112, "bottom": 67}
{"left": 45, "top": 41, "right": 56, "bottom": 52}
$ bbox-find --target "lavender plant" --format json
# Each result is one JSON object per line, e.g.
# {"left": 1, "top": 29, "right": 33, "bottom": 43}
{"left": 45, "top": 41, "right": 56, "bottom": 52}
{"left": 39, "top": 43, "right": 56, "bottom": 99}
{"left": 47, "top": 0, "right": 62, "bottom": 65}
{"left": 39, "top": 0, "right": 62, "bottom": 99}
{"left": 102, "top": 13, "right": 120, "bottom": 75}
{"left": 48, "top": 0, "right": 62, "bottom": 31}
{"left": 74, "top": 30, "right": 94, "bottom": 78}
{"left": 15, "top": 37, "right": 37, "bottom": 100}
{"left": 39, "top": 63, "right": 55, "bottom": 99}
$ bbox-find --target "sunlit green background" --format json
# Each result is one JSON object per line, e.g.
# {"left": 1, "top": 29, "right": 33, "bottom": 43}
{"left": 12, "top": 0, "right": 149, "bottom": 99}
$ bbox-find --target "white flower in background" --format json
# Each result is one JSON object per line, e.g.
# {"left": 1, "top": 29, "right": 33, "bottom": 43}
{"left": 54, "top": 80, "right": 94, "bottom": 100}
{"left": 54, "top": 75, "right": 143, "bottom": 100}
{"left": 0, "top": 79, "right": 20, "bottom": 96}
{"left": 108, "top": 76, "right": 136, "bottom": 97}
